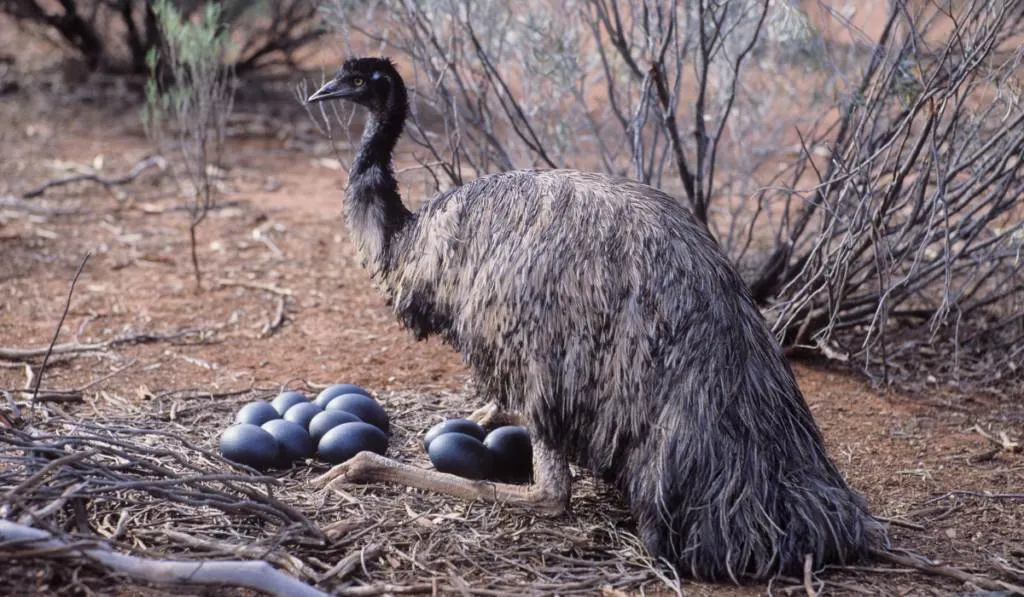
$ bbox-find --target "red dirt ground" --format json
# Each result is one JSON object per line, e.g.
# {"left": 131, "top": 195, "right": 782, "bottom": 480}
{"left": 1, "top": 15, "right": 1022, "bottom": 597}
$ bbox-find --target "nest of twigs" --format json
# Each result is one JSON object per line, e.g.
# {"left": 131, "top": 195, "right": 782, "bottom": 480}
{"left": 0, "top": 389, "right": 675, "bottom": 596}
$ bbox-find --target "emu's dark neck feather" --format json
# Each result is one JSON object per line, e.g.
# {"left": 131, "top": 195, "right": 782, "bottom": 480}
{"left": 345, "top": 84, "right": 413, "bottom": 273}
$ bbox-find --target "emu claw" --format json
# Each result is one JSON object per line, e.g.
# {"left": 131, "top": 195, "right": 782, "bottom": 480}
{"left": 312, "top": 451, "right": 384, "bottom": 488}
{"left": 467, "top": 402, "right": 526, "bottom": 429}
{"left": 467, "top": 403, "right": 501, "bottom": 427}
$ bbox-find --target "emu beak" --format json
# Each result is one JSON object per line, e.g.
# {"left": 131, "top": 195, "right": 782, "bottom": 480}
{"left": 306, "top": 78, "right": 343, "bottom": 104}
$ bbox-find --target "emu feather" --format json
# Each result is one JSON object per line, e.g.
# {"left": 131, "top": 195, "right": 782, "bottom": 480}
{"left": 307, "top": 56, "right": 885, "bottom": 583}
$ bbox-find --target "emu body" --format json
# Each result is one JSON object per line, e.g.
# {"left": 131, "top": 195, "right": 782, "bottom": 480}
{"left": 308, "top": 57, "right": 883, "bottom": 583}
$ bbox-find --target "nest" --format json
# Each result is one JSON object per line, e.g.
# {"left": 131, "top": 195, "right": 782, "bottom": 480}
{"left": 0, "top": 389, "right": 677, "bottom": 596}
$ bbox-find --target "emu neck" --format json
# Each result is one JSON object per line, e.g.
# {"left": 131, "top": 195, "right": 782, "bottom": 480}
{"left": 346, "top": 94, "right": 412, "bottom": 274}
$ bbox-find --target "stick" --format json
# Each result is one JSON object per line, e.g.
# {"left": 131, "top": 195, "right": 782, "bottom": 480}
{"left": 23, "top": 156, "right": 164, "bottom": 198}
{"left": 31, "top": 253, "right": 90, "bottom": 410}
{"left": 17, "top": 481, "right": 88, "bottom": 525}
{"left": 215, "top": 280, "right": 290, "bottom": 338}
{"left": 11, "top": 359, "right": 138, "bottom": 403}
{"left": 261, "top": 296, "right": 288, "bottom": 338}
{"left": 2, "top": 451, "right": 97, "bottom": 502}
{"left": 947, "top": 491, "right": 1024, "bottom": 500}
{"left": 972, "top": 425, "right": 1021, "bottom": 453}
{"left": 216, "top": 280, "right": 293, "bottom": 296}
{"left": 318, "top": 543, "right": 383, "bottom": 584}
{"left": 0, "top": 520, "right": 329, "bottom": 597}
{"left": 0, "top": 195, "right": 86, "bottom": 215}
{"left": 160, "top": 530, "right": 318, "bottom": 581}
{"left": 870, "top": 548, "right": 1024, "bottom": 595}
{"left": 873, "top": 515, "right": 926, "bottom": 531}
{"left": 0, "top": 329, "right": 213, "bottom": 361}
{"left": 335, "top": 584, "right": 434, "bottom": 596}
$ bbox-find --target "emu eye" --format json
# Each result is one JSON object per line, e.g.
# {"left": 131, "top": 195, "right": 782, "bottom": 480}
{"left": 352, "top": 77, "right": 365, "bottom": 87}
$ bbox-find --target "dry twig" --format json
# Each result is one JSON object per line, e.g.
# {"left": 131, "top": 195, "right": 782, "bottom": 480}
{"left": 870, "top": 548, "right": 1024, "bottom": 595}
{"left": 0, "top": 328, "right": 218, "bottom": 362}
{"left": 159, "top": 529, "right": 319, "bottom": 581}
{"left": 22, "top": 156, "right": 165, "bottom": 199}
{"left": 262, "top": 295, "right": 288, "bottom": 338}
{"left": 0, "top": 520, "right": 328, "bottom": 597}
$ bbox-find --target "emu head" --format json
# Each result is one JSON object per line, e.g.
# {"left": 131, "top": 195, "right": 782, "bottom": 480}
{"left": 306, "top": 57, "right": 401, "bottom": 113}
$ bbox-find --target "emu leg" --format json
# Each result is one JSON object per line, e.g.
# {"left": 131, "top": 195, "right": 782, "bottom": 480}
{"left": 314, "top": 441, "right": 570, "bottom": 516}
{"left": 467, "top": 402, "right": 526, "bottom": 428}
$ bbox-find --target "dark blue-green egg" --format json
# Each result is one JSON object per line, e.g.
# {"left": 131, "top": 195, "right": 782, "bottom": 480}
{"left": 484, "top": 426, "right": 532, "bottom": 482}
{"left": 270, "top": 391, "right": 309, "bottom": 415}
{"left": 325, "top": 394, "right": 389, "bottom": 434}
{"left": 428, "top": 432, "right": 493, "bottom": 480}
{"left": 234, "top": 400, "right": 280, "bottom": 426}
{"left": 317, "top": 422, "right": 389, "bottom": 464}
{"left": 261, "top": 419, "right": 313, "bottom": 464}
{"left": 219, "top": 424, "right": 279, "bottom": 471}
{"left": 308, "top": 410, "right": 361, "bottom": 444}
{"left": 283, "top": 401, "right": 322, "bottom": 430}
{"left": 314, "top": 383, "right": 372, "bottom": 408}
{"left": 422, "top": 418, "right": 486, "bottom": 451}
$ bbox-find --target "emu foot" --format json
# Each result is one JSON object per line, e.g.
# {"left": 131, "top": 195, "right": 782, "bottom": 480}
{"left": 467, "top": 402, "right": 526, "bottom": 429}
{"left": 314, "top": 451, "right": 570, "bottom": 517}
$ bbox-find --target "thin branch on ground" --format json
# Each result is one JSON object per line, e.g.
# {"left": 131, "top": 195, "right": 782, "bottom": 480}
{"left": 216, "top": 279, "right": 294, "bottom": 296}
{"left": 318, "top": 543, "right": 383, "bottom": 585}
{"left": 262, "top": 295, "right": 288, "bottom": 338}
{"left": 158, "top": 529, "right": 319, "bottom": 581}
{"left": 6, "top": 359, "right": 138, "bottom": 404}
{"left": 22, "top": 156, "right": 165, "bottom": 199}
{"left": 0, "top": 520, "right": 329, "bottom": 597}
{"left": 870, "top": 548, "right": 1024, "bottom": 595}
{"left": 0, "top": 328, "right": 219, "bottom": 362}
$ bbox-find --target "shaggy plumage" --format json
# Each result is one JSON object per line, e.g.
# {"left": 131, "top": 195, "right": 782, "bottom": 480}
{"left": 308, "top": 56, "right": 885, "bottom": 582}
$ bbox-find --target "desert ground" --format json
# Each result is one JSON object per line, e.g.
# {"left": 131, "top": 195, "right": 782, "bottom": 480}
{"left": 1, "top": 14, "right": 1022, "bottom": 597}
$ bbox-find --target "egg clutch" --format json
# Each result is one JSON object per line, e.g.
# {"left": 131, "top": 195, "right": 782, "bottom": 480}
{"left": 219, "top": 384, "right": 533, "bottom": 484}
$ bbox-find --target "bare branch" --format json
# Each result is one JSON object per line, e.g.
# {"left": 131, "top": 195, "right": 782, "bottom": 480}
{"left": 0, "top": 521, "right": 329, "bottom": 597}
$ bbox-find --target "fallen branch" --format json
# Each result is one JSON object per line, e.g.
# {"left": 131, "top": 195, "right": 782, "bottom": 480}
{"left": 873, "top": 515, "right": 926, "bottom": 531}
{"left": 318, "top": 543, "right": 383, "bottom": 584}
{"left": 11, "top": 359, "right": 138, "bottom": 404}
{"left": 335, "top": 584, "right": 434, "bottom": 596}
{"left": 22, "top": 156, "right": 165, "bottom": 199}
{"left": 870, "top": 548, "right": 1024, "bottom": 595}
{"left": 972, "top": 425, "right": 1021, "bottom": 453}
{"left": 0, "top": 329, "right": 217, "bottom": 362}
{"left": 995, "top": 558, "right": 1024, "bottom": 583}
{"left": 215, "top": 280, "right": 291, "bottom": 339}
{"left": 216, "top": 279, "right": 294, "bottom": 297}
{"left": 947, "top": 491, "right": 1024, "bottom": 500}
{"left": 160, "top": 530, "right": 319, "bottom": 581}
{"left": 0, "top": 520, "right": 329, "bottom": 597}
{"left": 261, "top": 296, "right": 288, "bottom": 338}
{"left": 0, "top": 195, "right": 88, "bottom": 216}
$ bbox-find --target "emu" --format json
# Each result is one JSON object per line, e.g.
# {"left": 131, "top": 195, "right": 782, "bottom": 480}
{"left": 306, "top": 57, "right": 884, "bottom": 582}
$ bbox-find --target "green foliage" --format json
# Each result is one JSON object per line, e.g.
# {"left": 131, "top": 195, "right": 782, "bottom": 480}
{"left": 143, "top": 0, "right": 232, "bottom": 139}
{"left": 156, "top": 0, "right": 227, "bottom": 71}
